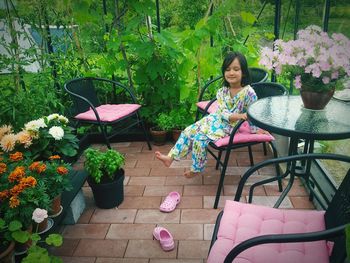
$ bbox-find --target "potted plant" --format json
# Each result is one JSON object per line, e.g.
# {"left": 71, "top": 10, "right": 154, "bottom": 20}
{"left": 259, "top": 25, "right": 350, "bottom": 110}
{"left": 149, "top": 113, "right": 173, "bottom": 146}
{"left": 168, "top": 108, "right": 194, "bottom": 141}
{"left": 0, "top": 218, "right": 30, "bottom": 263}
{"left": 84, "top": 148, "right": 125, "bottom": 209}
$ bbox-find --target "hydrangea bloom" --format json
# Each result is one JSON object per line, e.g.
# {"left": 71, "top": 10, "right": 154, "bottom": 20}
{"left": 49, "top": 126, "right": 64, "bottom": 140}
{"left": 259, "top": 25, "right": 350, "bottom": 92}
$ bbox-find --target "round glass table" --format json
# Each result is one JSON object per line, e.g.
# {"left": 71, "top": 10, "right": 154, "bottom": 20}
{"left": 246, "top": 95, "right": 350, "bottom": 207}
{"left": 247, "top": 95, "right": 350, "bottom": 141}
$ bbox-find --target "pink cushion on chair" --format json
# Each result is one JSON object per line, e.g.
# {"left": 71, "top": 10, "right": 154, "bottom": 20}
{"left": 214, "top": 121, "right": 274, "bottom": 147}
{"left": 75, "top": 104, "right": 141, "bottom": 122}
{"left": 207, "top": 200, "right": 329, "bottom": 263}
{"left": 196, "top": 100, "right": 219, "bottom": 114}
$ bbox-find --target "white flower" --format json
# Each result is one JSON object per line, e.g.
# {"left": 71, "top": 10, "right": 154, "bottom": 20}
{"left": 49, "top": 126, "right": 64, "bottom": 140}
{"left": 32, "top": 208, "right": 48, "bottom": 224}
{"left": 58, "top": 115, "right": 69, "bottom": 124}
{"left": 47, "top": 113, "right": 59, "bottom": 121}
{"left": 24, "top": 118, "right": 47, "bottom": 131}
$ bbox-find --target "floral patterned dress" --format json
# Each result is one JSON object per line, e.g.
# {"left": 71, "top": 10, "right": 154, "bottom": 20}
{"left": 168, "top": 85, "right": 257, "bottom": 172}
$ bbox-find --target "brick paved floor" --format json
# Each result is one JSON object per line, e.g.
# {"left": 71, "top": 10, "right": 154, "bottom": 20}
{"left": 52, "top": 141, "right": 314, "bottom": 263}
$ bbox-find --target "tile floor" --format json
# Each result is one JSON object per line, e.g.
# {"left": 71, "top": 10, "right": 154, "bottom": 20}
{"left": 52, "top": 141, "right": 315, "bottom": 263}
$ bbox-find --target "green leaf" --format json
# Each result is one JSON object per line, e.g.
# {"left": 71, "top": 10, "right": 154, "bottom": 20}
{"left": 240, "top": 11, "right": 257, "bottom": 25}
{"left": 46, "top": 233, "right": 63, "bottom": 247}
{"left": 12, "top": 230, "right": 30, "bottom": 243}
{"left": 8, "top": 220, "right": 22, "bottom": 231}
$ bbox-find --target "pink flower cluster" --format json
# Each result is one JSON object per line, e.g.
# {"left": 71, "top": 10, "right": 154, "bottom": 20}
{"left": 259, "top": 25, "right": 350, "bottom": 89}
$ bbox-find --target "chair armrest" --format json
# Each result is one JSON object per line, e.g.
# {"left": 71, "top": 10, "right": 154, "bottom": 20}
{"left": 64, "top": 84, "right": 104, "bottom": 124}
{"left": 234, "top": 153, "right": 350, "bottom": 201}
{"left": 202, "top": 98, "right": 217, "bottom": 115}
{"left": 224, "top": 224, "right": 346, "bottom": 262}
{"left": 198, "top": 76, "right": 223, "bottom": 102}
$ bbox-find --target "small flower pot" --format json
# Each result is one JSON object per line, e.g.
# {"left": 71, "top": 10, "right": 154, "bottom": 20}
{"left": 150, "top": 128, "right": 167, "bottom": 146}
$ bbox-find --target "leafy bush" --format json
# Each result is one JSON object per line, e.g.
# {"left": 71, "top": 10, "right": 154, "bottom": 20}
{"left": 84, "top": 148, "right": 125, "bottom": 184}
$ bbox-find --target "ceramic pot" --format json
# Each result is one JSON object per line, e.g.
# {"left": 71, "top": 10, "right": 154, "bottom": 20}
{"left": 172, "top": 129, "right": 182, "bottom": 142}
{"left": 300, "top": 89, "right": 335, "bottom": 110}
{"left": 34, "top": 217, "right": 48, "bottom": 233}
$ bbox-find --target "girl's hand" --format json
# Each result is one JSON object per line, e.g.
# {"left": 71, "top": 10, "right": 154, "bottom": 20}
{"left": 229, "top": 113, "right": 247, "bottom": 122}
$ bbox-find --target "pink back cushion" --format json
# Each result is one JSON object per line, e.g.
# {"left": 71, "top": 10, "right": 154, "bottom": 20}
{"left": 75, "top": 104, "right": 141, "bottom": 122}
{"left": 196, "top": 100, "right": 219, "bottom": 114}
{"left": 207, "top": 200, "right": 329, "bottom": 263}
{"left": 214, "top": 121, "right": 274, "bottom": 146}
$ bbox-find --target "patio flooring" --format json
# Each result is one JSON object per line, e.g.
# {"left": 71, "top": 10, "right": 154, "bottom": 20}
{"left": 52, "top": 141, "right": 315, "bottom": 263}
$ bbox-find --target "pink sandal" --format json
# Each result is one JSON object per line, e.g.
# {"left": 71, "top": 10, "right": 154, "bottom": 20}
{"left": 153, "top": 226, "right": 175, "bottom": 251}
{"left": 160, "top": 191, "right": 181, "bottom": 212}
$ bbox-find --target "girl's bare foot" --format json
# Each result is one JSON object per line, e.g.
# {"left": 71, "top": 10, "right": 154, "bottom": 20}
{"left": 155, "top": 151, "right": 173, "bottom": 167}
{"left": 184, "top": 171, "right": 200, "bottom": 178}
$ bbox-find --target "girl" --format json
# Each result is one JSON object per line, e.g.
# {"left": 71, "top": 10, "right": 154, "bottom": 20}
{"left": 155, "top": 52, "right": 258, "bottom": 178}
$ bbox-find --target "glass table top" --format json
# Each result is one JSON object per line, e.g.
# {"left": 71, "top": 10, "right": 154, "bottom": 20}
{"left": 247, "top": 95, "right": 350, "bottom": 140}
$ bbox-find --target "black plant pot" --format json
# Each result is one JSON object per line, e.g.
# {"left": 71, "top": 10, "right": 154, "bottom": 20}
{"left": 87, "top": 169, "right": 125, "bottom": 209}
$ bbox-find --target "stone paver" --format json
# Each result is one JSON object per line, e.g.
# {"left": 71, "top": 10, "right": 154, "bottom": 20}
{"left": 90, "top": 209, "right": 137, "bottom": 223}
{"left": 124, "top": 240, "right": 177, "bottom": 258}
{"left": 73, "top": 239, "right": 128, "bottom": 257}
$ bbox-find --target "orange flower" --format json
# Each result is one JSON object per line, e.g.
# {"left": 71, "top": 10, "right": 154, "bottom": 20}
{"left": 9, "top": 152, "right": 23, "bottom": 161}
{"left": 29, "top": 162, "right": 46, "bottom": 173}
{"left": 0, "top": 189, "right": 9, "bottom": 201}
{"left": 49, "top": 155, "right": 61, "bottom": 160}
{"left": 9, "top": 195, "right": 20, "bottom": 208}
{"left": 29, "top": 161, "right": 40, "bottom": 171}
{"left": 8, "top": 166, "right": 25, "bottom": 182}
{"left": 0, "top": 162, "right": 6, "bottom": 174}
{"left": 57, "top": 166, "right": 68, "bottom": 175}
{"left": 20, "top": 176, "right": 37, "bottom": 187}
{"left": 10, "top": 184, "right": 23, "bottom": 196}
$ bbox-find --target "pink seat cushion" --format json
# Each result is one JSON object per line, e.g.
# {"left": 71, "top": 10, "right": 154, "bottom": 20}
{"left": 75, "top": 104, "right": 141, "bottom": 122}
{"left": 207, "top": 200, "right": 329, "bottom": 263}
{"left": 214, "top": 121, "right": 274, "bottom": 147}
{"left": 196, "top": 100, "right": 219, "bottom": 114}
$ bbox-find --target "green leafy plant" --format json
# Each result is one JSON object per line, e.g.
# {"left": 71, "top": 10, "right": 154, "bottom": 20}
{"left": 154, "top": 113, "right": 173, "bottom": 131}
{"left": 0, "top": 218, "right": 30, "bottom": 247}
{"left": 168, "top": 107, "right": 194, "bottom": 130}
{"left": 84, "top": 148, "right": 125, "bottom": 184}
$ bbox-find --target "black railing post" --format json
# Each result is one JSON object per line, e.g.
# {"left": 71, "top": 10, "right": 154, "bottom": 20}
{"left": 156, "top": 0, "right": 160, "bottom": 33}
{"left": 271, "top": 0, "right": 281, "bottom": 82}
{"left": 323, "top": 0, "right": 331, "bottom": 32}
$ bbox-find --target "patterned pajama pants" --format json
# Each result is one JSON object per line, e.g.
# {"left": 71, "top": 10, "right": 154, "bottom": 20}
{"left": 168, "top": 122, "right": 212, "bottom": 173}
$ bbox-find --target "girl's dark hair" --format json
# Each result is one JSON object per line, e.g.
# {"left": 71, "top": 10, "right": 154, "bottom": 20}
{"left": 221, "top": 51, "right": 250, "bottom": 87}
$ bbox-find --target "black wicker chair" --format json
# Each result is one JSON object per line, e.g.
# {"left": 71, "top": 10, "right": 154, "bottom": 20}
{"left": 209, "top": 82, "right": 288, "bottom": 208}
{"left": 195, "top": 67, "right": 269, "bottom": 121}
{"left": 64, "top": 77, "right": 152, "bottom": 150}
{"left": 208, "top": 153, "right": 350, "bottom": 263}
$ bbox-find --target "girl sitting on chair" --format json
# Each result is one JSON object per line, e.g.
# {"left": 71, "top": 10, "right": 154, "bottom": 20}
{"left": 155, "top": 51, "right": 258, "bottom": 178}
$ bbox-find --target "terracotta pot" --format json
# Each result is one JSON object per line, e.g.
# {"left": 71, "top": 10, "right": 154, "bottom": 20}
{"left": 49, "top": 194, "right": 62, "bottom": 216}
{"left": 0, "top": 241, "right": 15, "bottom": 263}
{"left": 150, "top": 128, "right": 167, "bottom": 146}
{"left": 172, "top": 129, "right": 182, "bottom": 142}
{"left": 300, "top": 89, "right": 335, "bottom": 110}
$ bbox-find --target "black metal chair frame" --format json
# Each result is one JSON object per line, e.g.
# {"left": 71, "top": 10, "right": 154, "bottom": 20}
{"left": 195, "top": 67, "right": 269, "bottom": 121}
{"left": 209, "top": 153, "right": 350, "bottom": 263}
{"left": 64, "top": 77, "right": 152, "bottom": 150}
{"left": 207, "top": 82, "right": 288, "bottom": 208}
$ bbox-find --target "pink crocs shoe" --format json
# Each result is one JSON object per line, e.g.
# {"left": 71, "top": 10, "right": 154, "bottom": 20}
{"left": 153, "top": 226, "right": 175, "bottom": 251}
{"left": 159, "top": 191, "right": 181, "bottom": 213}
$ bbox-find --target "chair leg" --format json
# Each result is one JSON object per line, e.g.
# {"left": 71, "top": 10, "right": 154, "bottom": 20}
{"left": 262, "top": 142, "right": 267, "bottom": 155}
{"left": 99, "top": 124, "right": 111, "bottom": 149}
{"left": 140, "top": 119, "right": 152, "bottom": 150}
{"left": 248, "top": 146, "right": 254, "bottom": 166}
{"left": 215, "top": 150, "right": 222, "bottom": 170}
{"left": 213, "top": 149, "right": 231, "bottom": 209}
{"left": 270, "top": 142, "right": 283, "bottom": 192}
